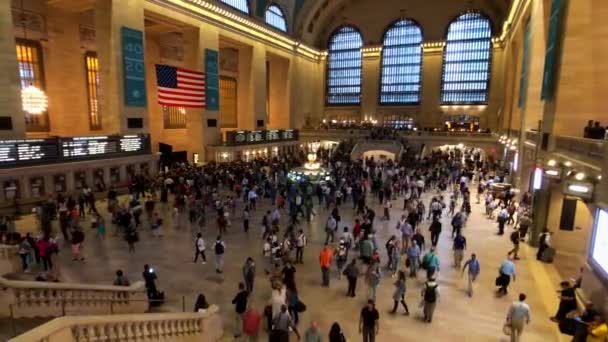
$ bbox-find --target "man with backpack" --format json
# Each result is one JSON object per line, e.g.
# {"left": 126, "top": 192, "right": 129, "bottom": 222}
{"left": 214, "top": 236, "right": 226, "bottom": 274}
{"left": 497, "top": 206, "right": 509, "bottom": 235}
{"left": 462, "top": 253, "right": 481, "bottom": 297}
{"left": 421, "top": 248, "right": 440, "bottom": 279}
{"left": 421, "top": 277, "right": 440, "bottom": 323}
{"left": 508, "top": 229, "right": 521, "bottom": 260}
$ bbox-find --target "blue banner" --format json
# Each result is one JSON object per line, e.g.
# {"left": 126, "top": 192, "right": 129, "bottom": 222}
{"left": 121, "top": 27, "right": 147, "bottom": 107}
{"left": 541, "top": 0, "right": 566, "bottom": 101}
{"left": 205, "top": 49, "right": 220, "bottom": 111}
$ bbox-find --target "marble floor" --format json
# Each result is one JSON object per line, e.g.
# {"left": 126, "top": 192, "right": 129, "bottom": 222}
{"left": 9, "top": 187, "right": 572, "bottom": 342}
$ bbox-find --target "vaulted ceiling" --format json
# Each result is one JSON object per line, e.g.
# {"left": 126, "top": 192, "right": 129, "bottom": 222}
{"left": 294, "top": 0, "right": 514, "bottom": 48}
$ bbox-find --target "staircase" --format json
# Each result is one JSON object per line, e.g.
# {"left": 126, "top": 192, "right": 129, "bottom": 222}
{"left": 0, "top": 245, "right": 225, "bottom": 341}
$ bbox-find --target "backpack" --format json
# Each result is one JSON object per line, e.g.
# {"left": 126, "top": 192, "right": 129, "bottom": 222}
{"left": 424, "top": 283, "right": 438, "bottom": 303}
{"left": 215, "top": 241, "right": 224, "bottom": 254}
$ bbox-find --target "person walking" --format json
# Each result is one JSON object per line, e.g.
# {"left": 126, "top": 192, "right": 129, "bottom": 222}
{"left": 243, "top": 205, "right": 250, "bottom": 233}
{"left": 421, "top": 277, "right": 440, "bottom": 323}
{"left": 329, "top": 322, "right": 346, "bottom": 342}
{"left": 325, "top": 215, "right": 337, "bottom": 244}
{"left": 497, "top": 256, "right": 516, "bottom": 295}
{"left": 242, "top": 257, "right": 256, "bottom": 294}
{"left": 366, "top": 262, "right": 381, "bottom": 303}
{"left": 507, "top": 229, "right": 521, "bottom": 260}
{"left": 505, "top": 293, "right": 531, "bottom": 342}
{"left": 193, "top": 233, "right": 206, "bottom": 264}
{"left": 295, "top": 229, "right": 307, "bottom": 264}
{"left": 406, "top": 240, "right": 421, "bottom": 278}
{"left": 429, "top": 217, "right": 442, "bottom": 247}
{"left": 232, "top": 282, "right": 249, "bottom": 339}
{"left": 421, "top": 248, "right": 440, "bottom": 279}
{"left": 359, "top": 300, "right": 380, "bottom": 342}
{"left": 343, "top": 258, "right": 360, "bottom": 297}
{"left": 452, "top": 232, "right": 466, "bottom": 269}
{"left": 462, "top": 253, "right": 480, "bottom": 297}
{"left": 390, "top": 270, "right": 409, "bottom": 315}
{"left": 242, "top": 306, "right": 262, "bottom": 342}
{"left": 303, "top": 321, "right": 322, "bottom": 342}
{"left": 214, "top": 236, "right": 226, "bottom": 274}
{"left": 319, "top": 243, "right": 333, "bottom": 287}
{"left": 271, "top": 304, "right": 300, "bottom": 342}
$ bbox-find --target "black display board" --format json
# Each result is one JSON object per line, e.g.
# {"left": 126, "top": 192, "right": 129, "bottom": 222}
{"left": 225, "top": 129, "right": 298, "bottom": 146}
{"left": 0, "top": 134, "right": 151, "bottom": 168}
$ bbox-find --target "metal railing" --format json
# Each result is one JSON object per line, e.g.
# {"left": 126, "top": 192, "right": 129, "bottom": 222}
{"left": 554, "top": 135, "right": 605, "bottom": 160}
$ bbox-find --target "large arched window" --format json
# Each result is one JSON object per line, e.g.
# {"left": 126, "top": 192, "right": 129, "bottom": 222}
{"left": 220, "top": 0, "right": 250, "bottom": 14}
{"left": 326, "top": 26, "right": 363, "bottom": 105}
{"left": 441, "top": 12, "right": 492, "bottom": 104}
{"left": 265, "top": 4, "right": 287, "bottom": 32}
{"left": 379, "top": 19, "right": 423, "bottom": 105}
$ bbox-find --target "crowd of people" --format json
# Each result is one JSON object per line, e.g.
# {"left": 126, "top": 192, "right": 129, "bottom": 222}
{"left": 6, "top": 139, "right": 605, "bottom": 342}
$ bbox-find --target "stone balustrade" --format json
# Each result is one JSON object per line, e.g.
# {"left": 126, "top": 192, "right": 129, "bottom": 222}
{"left": 9, "top": 305, "right": 223, "bottom": 342}
{"left": 0, "top": 276, "right": 148, "bottom": 318}
{"left": 0, "top": 244, "right": 20, "bottom": 275}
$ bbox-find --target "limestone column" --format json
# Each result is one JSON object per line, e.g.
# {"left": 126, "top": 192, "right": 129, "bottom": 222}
{"left": 0, "top": 0, "right": 26, "bottom": 138}
{"left": 184, "top": 24, "right": 221, "bottom": 161}
{"left": 361, "top": 52, "right": 380, "bottom": 122}
{"left": 95, "top": 0, "right": 146, "bottom": 134}
{"left": 251, "top": 43, "right": 268, "bottom": 129}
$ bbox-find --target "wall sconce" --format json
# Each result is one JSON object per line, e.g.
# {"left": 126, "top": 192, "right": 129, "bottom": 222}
{"left": 575, "top": 172, "right": 586, "bottom": 181}
{"left": 547, "top": 159, "right": 557, "bottom": 167}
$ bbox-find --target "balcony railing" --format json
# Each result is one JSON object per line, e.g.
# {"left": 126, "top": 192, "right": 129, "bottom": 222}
{"left": 554, "top": 135, "right": 605, "bottom": 160}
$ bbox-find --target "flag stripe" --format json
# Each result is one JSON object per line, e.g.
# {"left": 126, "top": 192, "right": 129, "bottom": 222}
{"left": 156, "top": 64, "right": 206, "bottom": 108}
{"left": 158, "top": 87, "right": 205, "bottom": 95}
{"left": 159, "top": 93, "right": 205, "bottom": 101}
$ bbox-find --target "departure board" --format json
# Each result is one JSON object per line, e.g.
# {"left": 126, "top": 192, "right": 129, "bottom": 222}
{"left": 60, "top": 135, "right": 149, "bottom": 160}
{"left": 0, "top": 134, "right": 150, "bottom": 168}
{"left": 0, "top": 139, "right": 59, "bottom": 167}
{"left": 225, "top": 129, "right": 299, "bottom": 146}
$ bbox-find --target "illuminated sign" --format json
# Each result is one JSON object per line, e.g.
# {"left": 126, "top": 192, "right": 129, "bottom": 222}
{"left": 533, "top": 167, "right": 543, "bottom": 190}
{"left": 0, "top": 134, "right": 150, "bottom": 168}
{"left": 563, "top": 180, "right": 594, "bottom": 200}
{"left": 225, "top": 129, "right": 299, "bottom": 146}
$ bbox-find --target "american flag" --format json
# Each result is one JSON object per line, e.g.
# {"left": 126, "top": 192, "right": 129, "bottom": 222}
{"left": 155, "top": 64, "right": 206, "bottom": 108}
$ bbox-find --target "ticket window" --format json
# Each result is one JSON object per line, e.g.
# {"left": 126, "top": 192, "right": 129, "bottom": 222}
{"left": 126, "top": 165, "right": 136, "bottom": 180}
{"left": 30, "top": 177, "right": 45, "bottom": 198}
{"left": 74, "top": 171, "right": 87, "bottom": 190}
{"left": 110, "top": 167, "right": 120, "bottom": 185}
{"left": 4, "top": 180, "right": 20, "bottom": 200}
{"left": 54, "top": 175, "right": 66, "bottom": 193}
{"left": 140, "top": 163, "right": 150, "bottom": 177}
{"left": 93, "top": 169, "right": 106, "bottom": 192}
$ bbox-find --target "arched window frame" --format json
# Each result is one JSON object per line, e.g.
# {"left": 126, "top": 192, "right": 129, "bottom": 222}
{"left": 219, "top": 0, "right": 250, "bottom": 14}
{"left": 265, "top": 3, "right": 287, "bottom": 32}
{"left": 378, "top": 19, "right": 423, "bottom": 105}
{"left": 325, "top": 26, "right": 364, "bottom": 106}
{"left": 440, "top": 11, "right": 493, "bottom": 105}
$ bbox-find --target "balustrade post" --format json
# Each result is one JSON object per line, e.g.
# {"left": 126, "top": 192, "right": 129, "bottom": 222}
{"left": 9, "top": 304, "right": 16, "bottom": 338}
{"left": 182, "top": 295, "right": 185, "bottom": 312}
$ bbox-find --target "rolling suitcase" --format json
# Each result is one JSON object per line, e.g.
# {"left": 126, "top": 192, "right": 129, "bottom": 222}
{"left": 541, "top": 247, "right": 555, "bottom": 263}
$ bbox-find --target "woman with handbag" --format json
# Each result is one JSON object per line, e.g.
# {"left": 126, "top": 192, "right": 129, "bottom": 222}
{"left": 390, "top": 271, "right": 410, "bottom": 315}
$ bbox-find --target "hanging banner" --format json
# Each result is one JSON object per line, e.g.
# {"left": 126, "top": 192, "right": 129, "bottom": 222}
{"left": 205, "top": 49, "right": 220, "bottom": 111}
{"left": 121, "top": 27, "right": 147, "bottom": 106}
